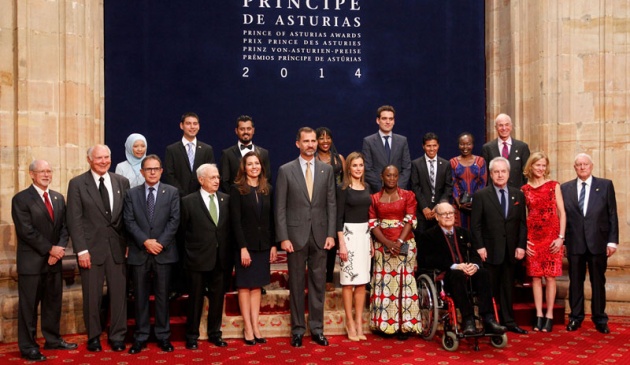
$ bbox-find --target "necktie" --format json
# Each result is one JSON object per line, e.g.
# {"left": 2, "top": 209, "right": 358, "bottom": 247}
{"left": 147, "top": 187, "right": 155, "bottom": 222}
{"left": 99, "top": 176, "right": 111, "bottom": 219}
{"left": 43, "top": 191, "right": 54, "bottom": 220}
{"left": 500, "top": 188, "right": 507, "bottom": 218}
{"left": 578, "top": 181, "right": 586, "bottom": 216}
{"left": 501, "top": 142, "right": 509, "bottom": 159}
{"left": 209, "top": 194, "right": 218, "bottom": 224}
{"left": 187, "top": 142, "right": 195, "bottom": 170}
{"left": 445, "top": 232, "right": 460, "bottom": 264}
{"left": 383, "top": 136, "right": 391, "bottom": 163}
{"left": 305, "top": 161, "right": 313, "bottom": 201}
{"left": 429, "top": 159, "right": 436, "bottom": 198}
{"left": 240, "top": 144, "right": 252, "bottom": 150}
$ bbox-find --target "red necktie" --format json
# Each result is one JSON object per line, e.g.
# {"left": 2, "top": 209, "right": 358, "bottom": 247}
{"left": 501, "top": 142, "right": 509, "bottom": 159}
{"left": 43, "top": 191, "right": 54, "bottom": 220}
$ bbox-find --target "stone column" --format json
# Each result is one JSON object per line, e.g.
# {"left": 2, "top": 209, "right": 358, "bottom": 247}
{"left": 0, "top": 0, "right": 104, "bottom": 341}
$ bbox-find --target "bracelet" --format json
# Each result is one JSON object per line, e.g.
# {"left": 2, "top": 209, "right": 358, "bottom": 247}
{"left": 397, "top": 238, "right": 404, "bottom": 244}
{"left": 558, "top": 234, "right": 565, "bottom": 240}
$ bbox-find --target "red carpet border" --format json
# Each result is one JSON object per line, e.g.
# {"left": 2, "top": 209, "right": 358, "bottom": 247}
{"left": 2, "top": 317, "right": 629, "bottom": 364}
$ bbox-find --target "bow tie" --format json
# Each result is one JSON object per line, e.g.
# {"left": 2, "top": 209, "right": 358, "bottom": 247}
{"left": 240, "top": 144, "right": 253, "bottom": 151}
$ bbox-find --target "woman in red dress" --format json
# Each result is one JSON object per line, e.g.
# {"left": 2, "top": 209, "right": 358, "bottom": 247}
{"left": 521, "top": 152, "right": 566, "bottom": 332}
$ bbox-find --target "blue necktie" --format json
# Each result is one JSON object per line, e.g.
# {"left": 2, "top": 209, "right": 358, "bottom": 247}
{"left": 383, "top": 135, "right": 391, "bottom": 163}
{"left": 500, "top": 188, "right": 507, "bottom": 218}
{"left": 147, "top": 187, "right": 155, "bottom": 222}
{"left": 187, "top": 142, "right": 195, "bottom": 171}
{"left": 578, "top": 182, "right": 586, "bottom": 215}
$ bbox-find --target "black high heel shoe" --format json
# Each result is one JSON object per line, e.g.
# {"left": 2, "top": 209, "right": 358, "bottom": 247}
{"left": 254, "top": 336, "right": 267, "bottom": 344}
{"left": 534, "top": 316, "right": 544, "bottom": 331}
{"left": 542, "top": 317, "right": 553, "bottom": 333}
{"left": 243, "top": 330, "right": 256, "bottom": 345}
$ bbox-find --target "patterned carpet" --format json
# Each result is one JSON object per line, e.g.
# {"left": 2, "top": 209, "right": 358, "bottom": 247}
{"left": 3, "top": 316, "right": 629, "bottom": 364}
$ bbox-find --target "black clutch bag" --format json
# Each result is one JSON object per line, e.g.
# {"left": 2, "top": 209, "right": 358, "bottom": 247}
{"left": 459, "top": 191, "right": 472, "bottom": 204}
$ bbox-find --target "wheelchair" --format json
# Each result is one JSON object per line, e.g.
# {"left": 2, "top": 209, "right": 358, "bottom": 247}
{"left": 417, "top": 269, "right": 508, "bottom": 351}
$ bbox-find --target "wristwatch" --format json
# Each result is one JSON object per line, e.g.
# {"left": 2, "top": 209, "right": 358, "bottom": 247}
{"left": 558, "top": 234, "right": 565, "bottom": 240}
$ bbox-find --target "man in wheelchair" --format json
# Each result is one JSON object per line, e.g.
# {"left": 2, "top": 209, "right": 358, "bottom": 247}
{"left": 418, "top": 202, "right": 506, "bottom": 336}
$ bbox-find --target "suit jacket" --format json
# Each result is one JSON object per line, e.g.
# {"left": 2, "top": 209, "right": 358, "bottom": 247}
{"left": 124, "top": 183, "right": 180, "bottom": 265}
{"left": 12, "top": 185, "right": 69, "bottom": 275}
{"left": 418, "top": 225, "right": 482, "bottom": 271}
{"left": 164, "top": 140, "right": 215, "bottom": 196}
{"left": 180, "top": 190, "right": 231, "bottom": 271}
{"left": 362, "top": 132, "right": 412, "bottom": 192}
{"left": 275, "top": 158, "right": 336, "bottom": 250}
{"left": 561, "top": 176, "right": 619, "bottom": 255}
{"left": 67, "top": 171, "right": 129, "bottom": 265}
{"left": 229, "top": 184, "right": 276, "bottom": 252}
{"left": 481, "top": 138, "right": 530, "bottom": 188}
{"left": 220, "top": 144, "right": 271, "bottom": 192}
{"left": 470, "top": 185, "right": 527, "bottom": 265}
{"left": 411, "top": 155, "right": 453, "bottom": 212}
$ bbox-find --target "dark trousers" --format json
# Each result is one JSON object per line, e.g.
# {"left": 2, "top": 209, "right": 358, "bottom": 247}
{"left": 325, "top": 237, "right": 338, "bottom": 283}
{"left": 186, "top": 267, "right": 224, "bottom": 340}
{"left": 568, "top": 251, "right": 608, "bottom": 324}
{"left": 131, "top": 257, "right": 172, "bottom": 341}
{"left": 485, "top": 259, "right": 516, "bottom": 326}
{"left": 287, "top": 232, "right": 327, "bottom": 336}
{"left": 444, "top": 268, "right": 493, "bottom": 319}
{"left": 18, "top": 271, "right": 62, "bottom": 353}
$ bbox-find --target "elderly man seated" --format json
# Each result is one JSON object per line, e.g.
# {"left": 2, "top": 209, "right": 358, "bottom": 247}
{"left": 417, "top": 202, "right": 506, "bottom": 335}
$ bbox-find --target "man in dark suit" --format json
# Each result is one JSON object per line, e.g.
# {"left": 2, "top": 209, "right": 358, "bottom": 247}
{"left": 411, "top": 132, "right": 453, "bottom": 234}
{"left": 67, "top": 145, "right": 130, "bottom": 352}
{"left": 275, "top": 127, "right": 336, "bottom": 348}
{"left": 471, "top": 157, "right": 528, "bottom": 334}
{"left": 561, "top": 153, "right": 619, "bottom": 334}
{"left": 418, "top": 202, "right": 506, "bottom": 336}
{"left": 164, "top": 112, "right": 215, "bottom": 298}
{"left": 481, "top": 113, "right": 530, "bottom": 188}
{"left": 220, "top": 115, "right": 271, "bottom": 192}
{"left": 180, "top": 163, "right": 231, "bottom": 349}
{"left": 124, "top": 155, "right": 180, "bottom": 354}
{"left": 12, "top": 160, "right": 78, "bottom": 361}
{"left": 362, "top": 105, "right": 412, "bottom": 192}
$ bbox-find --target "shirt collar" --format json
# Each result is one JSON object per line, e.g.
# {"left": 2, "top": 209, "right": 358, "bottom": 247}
{"left": 90, "top": 170, "right": 110, "bottom": 184}
{"left": 182, "top": 137, "right": 197, "bottom": 146}
{"left": 378, "top": 131, "right": 392, "bottom": 139}
{"left": 32, "top": 184, "right": 49, "bottom": 197}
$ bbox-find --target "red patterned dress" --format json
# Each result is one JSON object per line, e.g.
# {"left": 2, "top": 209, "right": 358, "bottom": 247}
{"left": 522, "top": 180, "right": 563, "bottom": 277}
{"left": 368, "top": 188, "right": 421, "bottom": 335}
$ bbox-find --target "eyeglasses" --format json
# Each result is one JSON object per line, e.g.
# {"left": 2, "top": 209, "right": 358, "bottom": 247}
{"left": 142, "top": 167, "right": 162, "bottom": 173}
{"left": 437, "top": 211, "right": 455, "bottom": 217}
{"left": 33, "top": 170, "right": 52, "bottom": 174}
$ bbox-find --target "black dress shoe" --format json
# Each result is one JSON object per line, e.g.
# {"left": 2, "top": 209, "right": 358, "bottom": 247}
{"left": 87, "top": 337, "right": 102, "bottom": 352}
{"left": 566, "top": 320, "right": 582, "bottom": 331}
{"left": 484, "top": 319, "right": 507, "bottom": 335}
{"left": 396, "top": 332, "right": 410, "bottom": 341}
{"left": 158, "top": 339, "right": 174, "bottom": 352}
{"left": 595, "top": 323, "right": 610, "bottom": 334}
{"left": 462, "top": 318, "right": 477, "bottom": 336}
{"left": 128, "top": 341, "right": 146, "bottom": 354}
{"left": 109, "top": 340, "right": 126, "bottom": 352}
{"left": 208, "top": 337, "right": 228, "bottom": 347}
{"left": 44, "top": 339, "right": 78, "bottom": 350}
{"left": 21, "top": 349, "right": 46, "bottom": 362}
{"left": 185, "top": 339, "right": 198, "bottom": 350}
{"left": 507, "top": 325, "right": 528, "bottom": 334}
{"left": 290, "top": 334, "right": 303, "bottom": 347}
{"left": 311, "top": 333, "right": 329, "bottom": 346}
{"left": 169, "top": 291, "right": 181, "bottom": 301}
{"left": 254, "top": 336, "right": 267, "bottom": 344}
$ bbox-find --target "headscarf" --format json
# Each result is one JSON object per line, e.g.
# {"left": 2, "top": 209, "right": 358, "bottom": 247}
{"left": 124, "top": 133, "right": 147, "bottom": 175}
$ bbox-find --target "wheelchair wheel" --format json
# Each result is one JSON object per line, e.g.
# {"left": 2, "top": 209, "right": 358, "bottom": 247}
{"left": 490, "top": 333, "right": 508, "bottom": 348}
{"left": 417, "top": 273, "right": 439, "bottom": 340}
{"left": 442, "top": 331, "right": 459, "bottom": 351}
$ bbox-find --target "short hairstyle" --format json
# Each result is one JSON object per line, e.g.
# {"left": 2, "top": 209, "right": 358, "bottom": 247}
{"left": 457, "top": 132, "right": 475, "bottom": 143}
{"left": 87, "top": 144, "right": 111, "bottom": 161}
{"left": 141, "top": 154, "right": 162, "bottom": 169}
{"left": 196, "top": 163, "right": 218, "bottom": 178}
{"left": 180, "top": 112, "right": 199, "bottom": 124}
{"left": 574, "top": 153, "right": 593, "bottom": 165}
{"left": 489, "top": 156, "right": 510, "bottom": 172}
{"left": 29, "top": 160, "right": 49, "bottom": 172}
{"left": 433, "top": 202, "right": 454, "bottom": 215}
{"left": 236, "top": 115, "right": 254, "bottom": 128}
{"left": 376, "top": 105, "right": 395, "bottom": 118}
{"left": 494, "top": 113, "right": 512, "bottom": 126}
{"left": 341, "top": 151, "right": 366, "bottom": 190}
{"left": 380, "top": 164, "right": 399, "bottom": 175}
{"left": 523, "top": 152, "right": 550, "bottom": 180}
{"left": 423, "top": 132, "right": 439, "bottom": 145}
{"left": 296, "top": 126, "right": 315, "bottom": 141}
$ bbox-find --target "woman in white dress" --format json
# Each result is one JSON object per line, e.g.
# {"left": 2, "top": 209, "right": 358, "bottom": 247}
{"left": 337, "top": 152, "right": 373, "bottom": 341}
{"left": 115, "top": 133, "right": 147, "bottom": 188}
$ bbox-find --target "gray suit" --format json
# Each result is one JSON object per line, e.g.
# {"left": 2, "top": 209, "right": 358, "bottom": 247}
{"left": 275, "top": 158, "right": 336, "bottom": 335}
{"left": 124, "top": 182, "right": 180, "bottom": 342}
{"left": 67, "top": 171, "right": 129, "bottom": 342}
{"left": 362, "top": 132, "right": 412, "bottom": 192}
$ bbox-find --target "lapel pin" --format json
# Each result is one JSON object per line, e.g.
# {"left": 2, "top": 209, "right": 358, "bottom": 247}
{"left": 117, "top": 190, "right": 120, "bottom": 194}
{"left": 54, "top": 196, "right": 58, "bottom": 200}
{"left": 220, "top": 198, "right": 224, "bottom": 202}
{"left": 596, "top": 188, "right": 600, "bottom": 192}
